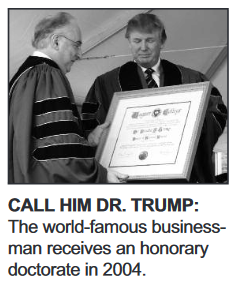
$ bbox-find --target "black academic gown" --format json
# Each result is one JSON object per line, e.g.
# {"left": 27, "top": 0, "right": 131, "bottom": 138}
{"left": 83, "top": 60, "right": 227, "bottom": 183}
{"left": 9, "top": 56, "right": 107, "bottom": 183}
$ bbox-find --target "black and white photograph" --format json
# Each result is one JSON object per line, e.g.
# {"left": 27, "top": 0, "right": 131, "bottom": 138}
{"left": 8, "top": 9, "right": 228, "bottom": 184}
{"left": 4, "top": 6, "right": 244, "bottom": 286}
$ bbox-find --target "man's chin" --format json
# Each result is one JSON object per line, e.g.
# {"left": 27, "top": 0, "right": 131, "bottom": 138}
{"left": 137, "top": 58, "right": 153, "bottom": 68}
{"left": 66, "top": 64, "right": 73, "bottom": 73}
{"left": 138, "top": 62, "right": 152, "bottom": 68}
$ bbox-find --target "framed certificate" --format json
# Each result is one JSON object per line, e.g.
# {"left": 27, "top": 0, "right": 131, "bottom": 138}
{"left": 96, "top": 82, "right": 212, "bottom": 181}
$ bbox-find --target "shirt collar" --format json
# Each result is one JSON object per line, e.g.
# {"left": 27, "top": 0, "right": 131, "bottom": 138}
{"left": 139, "top": 58, "right": 161, "bottom": 75}
{"left": 32, "top": 51, "right": 52, "bottom": 60}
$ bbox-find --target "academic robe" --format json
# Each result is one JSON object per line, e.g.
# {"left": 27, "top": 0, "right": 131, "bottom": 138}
{"left": 83, "top": 60, "right": 227, "bottom": 183}
{"left": 9, "top": 56, "right": 107, "bottom": 183}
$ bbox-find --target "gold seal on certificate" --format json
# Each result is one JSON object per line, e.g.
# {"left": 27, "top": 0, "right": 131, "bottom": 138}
{"left": 96, "top": 82, "right": 211, "bottom": 181}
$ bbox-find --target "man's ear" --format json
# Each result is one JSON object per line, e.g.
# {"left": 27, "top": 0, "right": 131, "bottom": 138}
{"left": 50, "top": 34, "right": 59, "bottom": 50}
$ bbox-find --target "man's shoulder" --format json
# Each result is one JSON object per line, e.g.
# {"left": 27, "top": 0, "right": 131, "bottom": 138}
{"left": 98, "top": 66, "right": 120, "bottom": 80}
{"left": 9, "top": 56, "right": 67, "bottom": 102}
{"left": 163, "top": 59, "right": 206, "bottom": 80}
{"left": 162, "top": 59, "right": 200, "bottom": 74}
{"left": 96, "top": 61, "right": 136, "bottom": 80}
{"left": 10, "top": 56, "right": 60, "bottom": 87}
{"left": 162, "top": 59, "right": 207, "bottom": 84}
{"left": 177, "top": 63, "right": 204, "bottom": 77}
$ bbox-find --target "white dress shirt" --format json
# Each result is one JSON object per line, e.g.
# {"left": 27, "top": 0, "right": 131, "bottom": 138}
{"left": 139, "top": 58, "right": 161, "bottom": 87}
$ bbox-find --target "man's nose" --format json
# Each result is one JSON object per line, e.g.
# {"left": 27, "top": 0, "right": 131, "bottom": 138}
{"left": 76, "top": 47, "right": 82, "bottom": 60}
{"left": 140, "top": 40, "right": 148, "bottom": 50}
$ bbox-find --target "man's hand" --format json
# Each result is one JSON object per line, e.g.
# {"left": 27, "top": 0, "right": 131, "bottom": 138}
{"left": 107, "top": 171, "right": 129, "bottom": 183}
{"left": 88, "top": 121, "right": 110, "bottom": 147}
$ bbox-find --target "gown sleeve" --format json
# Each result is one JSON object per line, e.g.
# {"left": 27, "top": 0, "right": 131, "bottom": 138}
{"left": 84, "top": 77, "right": 109, "bottom": 124}
{"left": 183, "top": 70, "right": 227, "bottom": 182}
{"left": 9, "top": 63, "right": 108, "bottom": 183}
{"left": 83, "top": 68, "right": 121, "bottom": 124}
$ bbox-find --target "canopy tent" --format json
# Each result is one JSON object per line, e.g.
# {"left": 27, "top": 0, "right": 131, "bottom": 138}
{"left": 9, "top": 9, "right": 227, "bottom": 105}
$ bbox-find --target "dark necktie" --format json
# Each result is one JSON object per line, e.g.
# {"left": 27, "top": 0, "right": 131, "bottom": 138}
{"left": 145, "top": 68, "right": 158, "bottom": 88}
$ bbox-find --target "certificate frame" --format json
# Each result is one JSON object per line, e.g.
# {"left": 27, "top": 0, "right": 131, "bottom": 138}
{"left": 96, "top": 82, "right": 212, "bottom": 181}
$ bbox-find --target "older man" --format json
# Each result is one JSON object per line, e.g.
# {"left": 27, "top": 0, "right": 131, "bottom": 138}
{"left": 84, "top": 13, "right": 227, "bottom": 183}
{"left": 9, "top": 12, "right": 128, "bottom": 183}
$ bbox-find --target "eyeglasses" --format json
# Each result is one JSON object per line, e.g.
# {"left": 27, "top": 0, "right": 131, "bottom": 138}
{"left": 58, "top": 35, "right": 82, "bottom": 49}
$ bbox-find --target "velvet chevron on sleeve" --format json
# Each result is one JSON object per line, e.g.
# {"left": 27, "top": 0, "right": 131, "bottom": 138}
{"left": 9, "top": 56, "right": 107, "bottom": 183}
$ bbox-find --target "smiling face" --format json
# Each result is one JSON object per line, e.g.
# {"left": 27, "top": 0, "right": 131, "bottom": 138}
{"left": 128, "top": 29, "right": 163, "bottom": 68}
